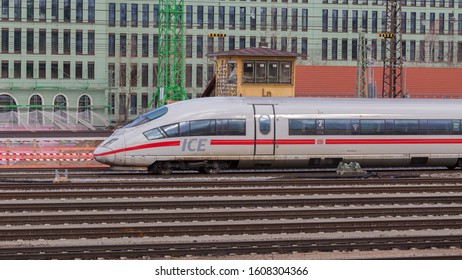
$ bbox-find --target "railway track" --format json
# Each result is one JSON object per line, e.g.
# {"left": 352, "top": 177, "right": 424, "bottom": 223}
{"left": 2, "top": 174, "right": 462, "bottom": 259}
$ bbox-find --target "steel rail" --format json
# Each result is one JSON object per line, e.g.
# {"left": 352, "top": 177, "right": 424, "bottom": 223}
{"left": 2, "top": 215, "right": 462, "bottom": 241}
{"left": 3, "top": 204, "right": 462, "bottom": 225}
{"left": 2, "top": 194, "right": 462, "bottom": 212}
{"left": 2, "top": 184, "right": 462, "bottom": 199}
{"left": 1, "top": 234, "right": 462, "bottom": 260}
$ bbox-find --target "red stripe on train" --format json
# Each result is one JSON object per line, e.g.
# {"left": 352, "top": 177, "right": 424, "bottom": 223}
{"left": 93, "top": 140, "right": 181, "bottom": 156}
{"left": 326, "top": 139, "right": 462, "bottom": 145}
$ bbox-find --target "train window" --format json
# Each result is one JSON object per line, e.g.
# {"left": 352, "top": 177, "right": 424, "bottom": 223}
{"left": 385, "top": 120, "right": 394, "bottom": 135}
{"left": 428, "top": 120, "right": 453, "bottom": 135}
{"left": 360, "top": 120, "right": 385, "bottom": 135}
{"left": 324, "top": 119, "right": 351, "bottom": 135}
{"left": 316, "top": 119, "right": 325, "bottom": 135}
{"left": 243, "top": 61, "right": 255, "bottom": 83}
{"left": 351, "top": 119, "right": 360, "bottom": 135}
{"left": 216, "top": 119, "right": 246, "bottom": 135}
{"left": 288, "top": 119, "right": 316, "bottom": 135}
{"left": 394, "top": 120, "right": 419, "bottom": 135}
{"left": 190, "top": 120, "right": 216, "bottom": 136}
{"left": 143, "top": 128, "right": 165, "bottom": 140}
{"left": 179, "top": 122, "right": 190, "bottom": 137}
{"left": 123, "top": 107, "right": 168, "bottom": 128}
{"left": 453, "top": 120, "right": 461, "bottom": 134}
{"left": 161, "top": 123, "right": 179, "bottom": 137}
{"left": 419, "top": 120, "right": 428, "bottom": 134}
{"left": 259, "top": 115, "right": 271, "bottom": 135}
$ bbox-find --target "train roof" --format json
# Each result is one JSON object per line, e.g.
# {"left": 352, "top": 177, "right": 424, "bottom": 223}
{"left": 167, "top": 97, "right": 462, "bottom": 119}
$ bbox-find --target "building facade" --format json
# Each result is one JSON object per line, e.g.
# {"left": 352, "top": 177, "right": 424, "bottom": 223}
{"left": 0, "top": 0, "right": 461, "bottom": 128}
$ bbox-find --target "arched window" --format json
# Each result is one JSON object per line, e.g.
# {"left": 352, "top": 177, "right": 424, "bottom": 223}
{"left": 29, "top": 94, "right": 43, "bottom": 125}
{"left": 0, "top": 94, "right": 18, "bottom": 125}
{"left": 78, "top": 94, "right": 92, "bottom": 123}
{"left": 53, "top": 94, "right": 68, "bottom": 125}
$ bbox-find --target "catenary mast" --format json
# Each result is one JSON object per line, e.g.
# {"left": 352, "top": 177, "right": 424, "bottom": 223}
{"left": 149, "top": 0, "right": 188, "bottom": 108}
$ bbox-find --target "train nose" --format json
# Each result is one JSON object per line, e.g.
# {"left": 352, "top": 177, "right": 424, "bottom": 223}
{"left": 93, "top": 146, "right": 116, "bottom": 164}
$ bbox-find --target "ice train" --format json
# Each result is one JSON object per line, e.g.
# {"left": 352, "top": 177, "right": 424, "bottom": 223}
{"left": 93, "top": 97, "right": 462, "bottom": 174}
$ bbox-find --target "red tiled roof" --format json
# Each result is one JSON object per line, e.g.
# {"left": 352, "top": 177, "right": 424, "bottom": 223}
{"left": 295, "top": 66, "right": 462, "bottom": 98}
{"left": 208, "top": 47, "right": 299, "bottom": 58}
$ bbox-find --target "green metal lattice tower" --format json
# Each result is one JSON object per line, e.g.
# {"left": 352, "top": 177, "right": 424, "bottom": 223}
{"left": 148, "top": 0, "right": 188, "bottom": 108}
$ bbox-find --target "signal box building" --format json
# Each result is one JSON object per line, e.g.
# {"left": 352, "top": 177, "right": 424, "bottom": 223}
{"left": 205, "top": 47, "right": 298, "bottom": 98}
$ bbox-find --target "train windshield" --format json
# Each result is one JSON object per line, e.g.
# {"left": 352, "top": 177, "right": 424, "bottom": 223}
{"left": 123, "top": 107, "right": 168, "bottom": 128}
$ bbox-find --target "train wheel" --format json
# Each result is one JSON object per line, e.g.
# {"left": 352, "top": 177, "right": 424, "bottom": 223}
{"left": 148, "top": 162, "right": 173, "bottom": 175}
{"left": 199, "top": 161, "right": 221, "bottom": 174}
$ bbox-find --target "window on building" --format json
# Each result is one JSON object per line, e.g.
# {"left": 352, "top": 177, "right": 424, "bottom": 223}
{"left": 153, "top": 34, "right": 158, "bottom": 57}
{"left": 302, "top": 9, "right": 308, "bottom": 31}
{"left": 301, "top": 37, "right": 308, "bottom": 59}
{"left": 108, "top": 63, "right": 115, "bottom": 86}
{"left": 322, "top": 9, "right": 328, "bottom": 32}
{"left": 27, "top": 29, "right": 33, "bottom": 54}
{"left": 88, "top": 0, "right": 95, "bottom": 22}
{"left": 240, "top": 36, "right": 246, "bottom": 49}
{"left": 250, "top": 7, "right": 256, "bottom": 30}
{"left": 14, "top": 29, "right": 21, "bottom": 53}
{"left": 1, "top": 29, "right": 8, "bottom": 53}
{"left": 63, "top": 61, "right": 70, "bottom": 79}
{"left": 14, "top": 61, "right": 20, "bottom": 78}
{"left": 362, "top": 10, "right": 368, "bottom": 32}
{"left": 186, "top": 35, "right": 192, "bottom": 58}
{"left": 54, "top": 95, "right": 68, "bottom": 124}
{"left": 197, "top": 6, "right": 203, "bottom": 29}
{"left": 352, "top": 10, "right": 358, "bottom": 32}
{"left": 271, "top": 7, "right": 277, "bottom": 31}
{"left": 1, "top": 61, "right": 8, "bottom": 78}
{"left": 332, "top": 10, "right": 338, "bottom": 32}
{"left": 207, "top": 37, "right": 213, "bottom": 54}
{"left": 52, "top": 30, "right": 59, "bottom": 54}
{"left": 29, "top": 94, "right": 43, "bottom": 125}
{"left": 130, "top": 94, "right": 137, "bottom": 115}
{"left": 196, "top": 64, "right": 203, "bottom": 87}
{"left": 76, "top": 0, "right": 83, "bottom": 22}
{"left": 208, "top": 6, "right": 214, "bottom": 29}
{"left": 322, "top": 39, "right": 328, "bottom": 60}
{"left": 240, "top": 7, "right": 246, "bottom": 30}
{"left": 14, "top": 0, "right": 21, "bottom": 20}
{"left": 120, "top": 64, "right": 126, "bottom": 87}
{"left": 131, "top": 34, "right": 138, "bottom": 57}
{"left": 51, "top": 61, "right": 58, "bottom": 79}
{"left": 142, "top": 34, "right": 149, "bottom": 57}
{"left": 132, "top": 4, "right": 138, "bottom": 27}
{"left": 141, "top": 93, "right": 148, "bottom": 110}
{"left": 108, "top": 34, "right": 115, "bottom": 56}
{"left": 342, "top": 10, "right": 348, "bottom": 32}
{"left": 281, "top": 8, "right": 288, "bottom": 31}
{"left": 152, "top": 63, "right": 158, "bottom": 87}
{"left": 88, "top": 62, "right": 95, "bottom": 79}
{"left": 76, "top": 30, "right": 83, "bottom": 54}
{"left": 120, "top": 3, "right": 127, "bottom": 27}
{"left": 186, "top": 64, "right": 192, "bottom": 87}
{"left": 64, "top": 0, "right": 70, "bottom": 21}
{"left": 75, "top": 62, "right": 82, "bottom": 79}
{"left": 186, "top": 5, "right": 192, "bottom": 28}
{"left": 108, "top": 3, "right": 115, "bottom": 26}
{"left": 142, "top": 64, "right": 148, "bottom": 87}
{"left": 39, "top": 29, "right": 46, "bottom": 54}
{"left": 352, "top": 38, "right": 358, "bottom": 60}
{"left": 153, "top": 4, "right": 159, "bottom": 27}
{"left": 332, "top": 38, "right": 338, "bottom": 60}
{"left": 64, "top": 30, "right": 70, "bottom": 54}
{"left": 291, "top": 37, "right": 297, "bottom": 53}
{"left": 27, "top": 0, "right": 33, "bottom": 21}
{"left": 260, "top": 7, "right": 267, "bottom": 31}
{"left": 130, "top": 63, "right": 138, "bottom": 87}
{"left": 292, "top": 8, "right": 298, "bottom": 31}
{"left": 88, "top": 31, "right": 95, "bottom": 55}
{"left": 78, "top": 95, "right": 92, "bottom": 123}
{"left": 26, "top": 61, "right": 34, "bottom": 79}
{"left": 142, "top": 4, "right": 149, "bottom": 27}
{"left": 39, "top": 0, "right": 46, "bottom": 20}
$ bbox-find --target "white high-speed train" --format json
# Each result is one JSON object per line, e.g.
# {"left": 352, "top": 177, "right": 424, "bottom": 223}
{"left": 93, "top": 97, "right": 462, "bottom": 174}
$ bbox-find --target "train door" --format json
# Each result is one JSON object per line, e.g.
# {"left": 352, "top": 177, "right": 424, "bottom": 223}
{"left": 253, "top": 105, "right": 275, "bottom": 155}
